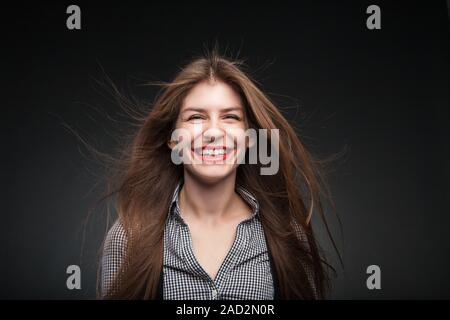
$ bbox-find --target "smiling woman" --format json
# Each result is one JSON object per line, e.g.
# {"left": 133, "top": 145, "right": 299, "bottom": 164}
{"left": 98, "top": 46, "right": 339, "bottom": 300}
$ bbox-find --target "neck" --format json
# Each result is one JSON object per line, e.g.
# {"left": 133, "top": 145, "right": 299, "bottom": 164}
{"left": 179, "top": 171, "right": 241, "bottom": 224}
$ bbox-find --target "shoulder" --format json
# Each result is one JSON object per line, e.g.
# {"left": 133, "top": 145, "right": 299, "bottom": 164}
{"left": 290, "top": 218, "right": 320, "bottom": 298}
{"left": 100, "top": 219, "right": 128, "bottom": 297}
{"left": 103, "top": 219, "right": 128, "bottom": 254}
{"left": 291, "top": 218, "right": 308, "bottom": 243}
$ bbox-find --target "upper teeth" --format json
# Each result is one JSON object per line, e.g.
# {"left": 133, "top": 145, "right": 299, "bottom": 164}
{"left": 202, "top": 149, "right": 225, "bottom": 156}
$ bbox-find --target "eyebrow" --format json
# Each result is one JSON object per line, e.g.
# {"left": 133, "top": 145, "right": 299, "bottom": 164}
{"left": 182, "top": 106, "right": 243, "bottom": 114}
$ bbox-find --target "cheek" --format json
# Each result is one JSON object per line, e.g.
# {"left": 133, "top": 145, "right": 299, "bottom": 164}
{"left": 225, "top": 128, "right": 248, "bottom": 149}
{"left": 175, "top": 123, "right": 203, "bottom": 142}
{"left": 190, "top": 125, "right": 204, "bottom": 137}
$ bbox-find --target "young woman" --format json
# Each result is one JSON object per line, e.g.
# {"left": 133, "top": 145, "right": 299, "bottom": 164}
{"left": 99, "top": 49, "right": 337, "bottom": 300}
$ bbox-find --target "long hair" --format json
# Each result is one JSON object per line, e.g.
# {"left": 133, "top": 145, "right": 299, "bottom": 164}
{"left": 99, "top": 47, "right": 340, "bottom": 299}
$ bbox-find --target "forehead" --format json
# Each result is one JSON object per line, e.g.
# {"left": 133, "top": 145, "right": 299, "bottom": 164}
{"left": 181, "top": 80, "right": 244, "bottom": 112}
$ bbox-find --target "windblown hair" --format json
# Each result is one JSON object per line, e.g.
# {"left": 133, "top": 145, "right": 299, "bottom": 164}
{"left": 99, "top": 47, "right": 339, "bottom": 299}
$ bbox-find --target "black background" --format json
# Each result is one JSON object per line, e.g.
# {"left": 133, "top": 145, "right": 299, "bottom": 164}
{"left": 2, "top": 1, "right": 449, "bottom": 299}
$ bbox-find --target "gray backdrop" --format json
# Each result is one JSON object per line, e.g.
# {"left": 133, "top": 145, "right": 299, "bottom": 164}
{"left": 2, "top": 1, "right": 449, "bottom": 299}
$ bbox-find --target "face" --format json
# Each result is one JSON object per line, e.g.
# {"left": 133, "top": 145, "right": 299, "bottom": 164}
{"left": 169, "top": 80, "right": 251, "bottom": 183}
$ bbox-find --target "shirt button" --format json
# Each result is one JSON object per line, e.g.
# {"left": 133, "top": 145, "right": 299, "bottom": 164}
{"left": 211, "top": 289, "right": 218, "bottom": 299}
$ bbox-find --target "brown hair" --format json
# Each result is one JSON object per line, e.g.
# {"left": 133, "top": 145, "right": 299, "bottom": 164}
{"left": 98, "top": 46, "right": 341, "bottom": 299}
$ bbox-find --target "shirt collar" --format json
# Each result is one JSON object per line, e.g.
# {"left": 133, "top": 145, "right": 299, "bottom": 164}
{"left": 167, "top": 180, "right": 260, "bottom": 222}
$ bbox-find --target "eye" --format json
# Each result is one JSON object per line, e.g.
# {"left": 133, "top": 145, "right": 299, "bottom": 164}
{"left": 188, "top": 114, "right": 205, "bottom": 121}
{"left": 224, "top": 114, "right": 241, "bottom": 120}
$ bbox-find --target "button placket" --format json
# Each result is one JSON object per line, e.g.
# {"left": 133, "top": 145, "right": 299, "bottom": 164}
{"left": 221, "top": 222, "right": 251, "bottom": 288}
{"left": 214, "top": 221, "right": 249, "bottom": 290}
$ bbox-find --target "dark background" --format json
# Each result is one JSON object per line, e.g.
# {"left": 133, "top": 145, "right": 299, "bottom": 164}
{"left": 1, "top": 1, "right": 449, "bottom": 299}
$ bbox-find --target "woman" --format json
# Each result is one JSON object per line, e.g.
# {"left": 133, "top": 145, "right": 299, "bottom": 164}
{"left": 99, "top": 48, "right": 337, "bottom": 300}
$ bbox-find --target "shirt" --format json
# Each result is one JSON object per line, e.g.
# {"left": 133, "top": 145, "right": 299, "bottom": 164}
{"left": 101, "top": 181, "right": 279, "bottom": 300}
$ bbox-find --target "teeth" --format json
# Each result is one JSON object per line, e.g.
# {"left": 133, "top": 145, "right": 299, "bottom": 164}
{"left": 202, "top": 149, "right": 225, "bottom": 156}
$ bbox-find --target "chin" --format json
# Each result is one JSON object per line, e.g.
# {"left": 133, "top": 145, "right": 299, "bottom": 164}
{"left": 185, "top": 165, "right": 236, "bottom": 184}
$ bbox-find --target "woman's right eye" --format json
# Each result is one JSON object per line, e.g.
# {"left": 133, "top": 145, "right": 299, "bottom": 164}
{"left": 188, "top": 115, "right": 204, "bottom": 120}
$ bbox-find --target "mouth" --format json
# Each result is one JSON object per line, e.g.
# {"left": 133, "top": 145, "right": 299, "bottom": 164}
{"left": 191, "top": 146, "right": 234, "bottom": 163}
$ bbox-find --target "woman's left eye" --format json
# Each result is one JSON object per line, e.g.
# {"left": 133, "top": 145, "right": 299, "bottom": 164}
{"left": 224, "top": 115, "right": 241, "bottom": 120}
